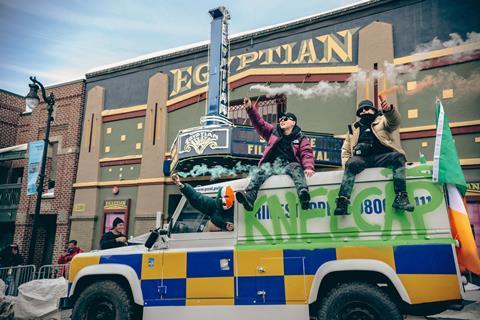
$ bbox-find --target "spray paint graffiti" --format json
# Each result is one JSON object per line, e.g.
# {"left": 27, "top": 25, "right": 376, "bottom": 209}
{"left": 242, "top": 177, "right": 445, "bottom": 244}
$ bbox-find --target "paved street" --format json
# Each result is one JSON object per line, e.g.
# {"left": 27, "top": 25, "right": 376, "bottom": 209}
{"left": 59, "top": 288, "right": 480, "bottom": 320}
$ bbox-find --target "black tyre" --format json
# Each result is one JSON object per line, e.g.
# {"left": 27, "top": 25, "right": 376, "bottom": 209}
{"left": 71, "top": 280, "right": 134, "bottom": 320}
{"left": 317, "top": 282, "right": 402, "bottom": 320}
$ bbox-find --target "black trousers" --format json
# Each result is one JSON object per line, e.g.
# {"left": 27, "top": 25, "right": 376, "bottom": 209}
{"left": 338, "top": 151, "right": 407, "bottom": 199}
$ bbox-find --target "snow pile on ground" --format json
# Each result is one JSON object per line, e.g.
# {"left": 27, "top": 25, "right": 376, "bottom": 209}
{"left": 0, "top": 279, "right": 15, "bottom": 320}
{"left": 13, "top": 277, "right": 67, "bottom": 319}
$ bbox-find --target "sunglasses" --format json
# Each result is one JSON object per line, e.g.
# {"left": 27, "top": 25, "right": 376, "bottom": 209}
{"left": 360, "top": 107, "right": 375, "bottom": 113}
{"left": 279, "top": 116, "right": 294, "bottom": 122}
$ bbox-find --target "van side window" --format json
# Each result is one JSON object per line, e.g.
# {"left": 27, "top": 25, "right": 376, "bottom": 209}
{"left": 171, "top": 200, "right": 210, "bottom": 233}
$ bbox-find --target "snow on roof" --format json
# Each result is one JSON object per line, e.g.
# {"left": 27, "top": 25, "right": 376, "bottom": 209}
{"left": 87, "top": 0, "right": 374, "bottom": 75}
{"left": 88, "top": 40, "right": 209, "bottom": 75}
{"left": 45, "top": 77, "right": 84, "bottom": 89}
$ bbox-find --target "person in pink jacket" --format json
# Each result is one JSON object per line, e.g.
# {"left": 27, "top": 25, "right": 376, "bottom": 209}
{"left": 236, "top": 97, "right": 315, "bottom": 211}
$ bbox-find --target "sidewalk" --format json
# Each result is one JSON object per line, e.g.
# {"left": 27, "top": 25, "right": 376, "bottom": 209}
{"left": 407, "top": 285, "right": 480, "bottom": 320}
{"left": 60, "top": 290, "right": 480, "bottom": 320}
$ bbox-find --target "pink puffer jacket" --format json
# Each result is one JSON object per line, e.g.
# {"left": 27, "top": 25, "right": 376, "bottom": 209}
{"left": 247, "top": 107, "right": 315, "bottom": 171}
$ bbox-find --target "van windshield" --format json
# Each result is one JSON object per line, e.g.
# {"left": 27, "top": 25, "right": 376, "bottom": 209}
{"left": 171, "top": 199, "right": 210, "bottom": 233}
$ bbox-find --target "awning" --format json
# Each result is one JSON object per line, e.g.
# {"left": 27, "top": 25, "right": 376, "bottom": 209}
{"left": 0, "top": 143, "right": 28, "bottom": 161}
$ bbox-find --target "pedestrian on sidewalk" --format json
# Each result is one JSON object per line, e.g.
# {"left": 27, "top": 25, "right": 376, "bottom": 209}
{"left": 58, "top": 240, "right": 83, "bottom": 264}
{"left": 100, "top": 218, "right": 128, "bottom": 249}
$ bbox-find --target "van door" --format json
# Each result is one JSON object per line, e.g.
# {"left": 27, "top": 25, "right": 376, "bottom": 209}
{"left": 256, "top": 255, "right": 288, "bottom": 304}
{"left": 140, "top": 250, "right": 167, "bottom": 306}
{"left": 166, "top": 195, "right": 236, "bottom": 306}
{"left": 236, "top": 249, "right": 307, "bottom": 305}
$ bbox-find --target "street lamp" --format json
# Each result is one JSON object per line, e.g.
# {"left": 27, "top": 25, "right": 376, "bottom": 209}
{"left": 25, "top": 76, "right": 55, "bottom": 264}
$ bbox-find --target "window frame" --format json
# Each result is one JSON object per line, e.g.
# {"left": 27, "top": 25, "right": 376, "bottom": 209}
{"left": 168, "top": 194, "right": 237, "bottom": 242}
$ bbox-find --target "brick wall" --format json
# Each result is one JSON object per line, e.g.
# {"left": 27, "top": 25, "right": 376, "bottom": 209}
{"left": 13, "top": 80, "right": 85, "bottom": 265}
{"left": 0, "top": 89, "right": 24, "bottom": 149}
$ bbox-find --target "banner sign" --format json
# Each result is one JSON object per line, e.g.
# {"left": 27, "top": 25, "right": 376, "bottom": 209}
{"left": 170, "top": 126, "right": 342, "bottom": 171}
{"left": 206, "top": 7, "right": 230, "bottom": 119}
{"left": 27, "top": 140, "right": 45, "bottom": 195}
{"left": 231, "top": 127, "right": 342, "bottom": 165}
{"left": 177, "top": 128, "right": 230, "bottom": 158}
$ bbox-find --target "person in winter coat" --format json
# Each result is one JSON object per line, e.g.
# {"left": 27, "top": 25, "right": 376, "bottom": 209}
{"left": 100, "top": 217, "right": 128, "bottom": 249}
{"left": 236, "top": 97, "right": 315, "bottom": 211}
{"left": 334, "top": 97, "right": 414, "bottom": 215}
{"left": 172, "top": 174, "right": 234, "bottom": 232}
{"left": 0, "top": 244, "right": 23, "bottom": 267}
{"left": 58, "top": 240, "right": 83, "bottom": 264}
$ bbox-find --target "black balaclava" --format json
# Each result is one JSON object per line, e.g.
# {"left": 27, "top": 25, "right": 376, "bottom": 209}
{"left": 359, "top": 113, "right": 378, "bottom": 125}
{"left": 357, "top": 99, "right": 378, "bottom": 125}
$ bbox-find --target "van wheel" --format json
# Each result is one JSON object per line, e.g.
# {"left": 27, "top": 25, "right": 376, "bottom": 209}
{"left": 72, "top": 280, "right": 134, "bottom": 320}
{"left": 317, "top": 282, "right": 402, "bottom": 320}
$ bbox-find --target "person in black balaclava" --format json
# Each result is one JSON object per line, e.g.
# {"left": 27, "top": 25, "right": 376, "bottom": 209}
{"left": 334, "top": 97, "right": 414, "bottom": 215}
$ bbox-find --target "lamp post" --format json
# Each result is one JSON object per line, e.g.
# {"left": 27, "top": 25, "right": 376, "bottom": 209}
{"left": 25, "top": 76, "right": 55, "bottom": 264}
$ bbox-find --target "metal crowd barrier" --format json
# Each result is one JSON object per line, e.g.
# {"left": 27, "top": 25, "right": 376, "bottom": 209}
{"left": 0, "top": 265, "right": 36, "bottom": 296}
{"left": 0, "top": 264, "right": 70, "bottom": 296}
{"left": 37, "top": 263, "right": 70, "bottom": 280}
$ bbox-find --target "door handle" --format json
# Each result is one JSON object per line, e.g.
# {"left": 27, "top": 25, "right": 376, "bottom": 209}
{"left": 257, "top": 290, "right": 266, "bottom": 303}
{"left": 220, "top": 258, "right": 231, "bottom": 270}
{"left": 158, "top": 285, "right": 167, "bottom": 297}
{"left": 257, "top": 266, "right": 266, "bottom": 273}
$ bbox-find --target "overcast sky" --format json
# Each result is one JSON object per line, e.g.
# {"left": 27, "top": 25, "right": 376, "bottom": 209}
{"left": 0, "top": 0, "right": 361, "bottom": 95}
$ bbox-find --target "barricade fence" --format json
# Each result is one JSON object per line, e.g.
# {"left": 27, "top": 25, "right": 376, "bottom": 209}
{"left": 38, "top": 263, "right": 70, "bottom": 280}
{"left": 0, "top": 265, "right": 36, "bottom": 296}
{"left": 0, "top": 263, "right": 70, "bottom": 296}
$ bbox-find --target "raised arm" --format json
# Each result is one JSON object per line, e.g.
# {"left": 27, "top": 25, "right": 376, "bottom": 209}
{"left": 244, "top": 97, "right": 274, "bottom": 140}
{"left": 379, "top": 96, "right": 401, "bottom": 131}
{"left": 180, "top": 184, "right": 217, "bottom": 215}
{"left": 172, "top": 174, "right": 217, "bottom": 216}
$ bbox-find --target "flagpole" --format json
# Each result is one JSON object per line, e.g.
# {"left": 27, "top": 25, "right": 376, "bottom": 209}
{"left": 432, "top": 98, "right": 443, "bottom": 182}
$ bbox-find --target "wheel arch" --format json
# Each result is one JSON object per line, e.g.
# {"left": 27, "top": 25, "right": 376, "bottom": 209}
{"left": 308, "top": 259, "right": 411, "bottom": 304}
{"left": 69, "top": 264, "right": 143, "bottom": 305}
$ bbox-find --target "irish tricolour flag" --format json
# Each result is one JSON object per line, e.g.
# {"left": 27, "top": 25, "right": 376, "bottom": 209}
{"left": 433, "top": 98, "right": 480, "bottom": 275}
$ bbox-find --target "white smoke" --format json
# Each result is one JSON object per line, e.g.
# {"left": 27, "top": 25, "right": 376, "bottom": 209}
{"left": 413, "top": 32, "right": 480, "bottom": 54}
{"left": 249, "top": 82, "right": 354, "bottom": 100}
{"left": 250, "top": 71, "right": 369, "bottom": 99}
{"left": 177, "top": 159, "right": 291, "bottom": 180}
{"left": 177, "top": 162, "right": 252, "bottom": 179}
{"left": 249, "top": 32, "right": 480, "bottom": 100}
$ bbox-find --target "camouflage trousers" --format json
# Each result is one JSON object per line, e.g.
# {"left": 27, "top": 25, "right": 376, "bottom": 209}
{"left": 245, "top": 160, "right": 308, "bottom": 202}
{"left": 338, "top": 151, "right": 407, "bottom": 200}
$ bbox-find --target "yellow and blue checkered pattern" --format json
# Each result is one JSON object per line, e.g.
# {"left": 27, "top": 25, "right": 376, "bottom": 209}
{"left": 69, "top": 243, "right": 461, "bottom": 306}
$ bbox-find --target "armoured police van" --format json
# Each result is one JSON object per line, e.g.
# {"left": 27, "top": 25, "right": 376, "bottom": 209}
{"left": 68, "top": 163, "right": 464, "bottom": 320}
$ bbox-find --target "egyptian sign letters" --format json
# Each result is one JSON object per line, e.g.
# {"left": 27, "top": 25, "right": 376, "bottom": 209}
{"left": 169, "top": 27, "right": 359, "bottom": 98}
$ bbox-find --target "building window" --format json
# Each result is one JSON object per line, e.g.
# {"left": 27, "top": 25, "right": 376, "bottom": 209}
{"left": 407, "top": 109, "right": 418, "bottom": 119}
{"left": 10, "top": 167, "right": 24, "bottom": 184}
{"left": 228, "top": 95, "right": 286, "bottom": 126}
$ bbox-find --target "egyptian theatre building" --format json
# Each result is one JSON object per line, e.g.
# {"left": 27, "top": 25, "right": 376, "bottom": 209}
{"left": 71, "top": 0, "right": 480, "bottom": 250}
